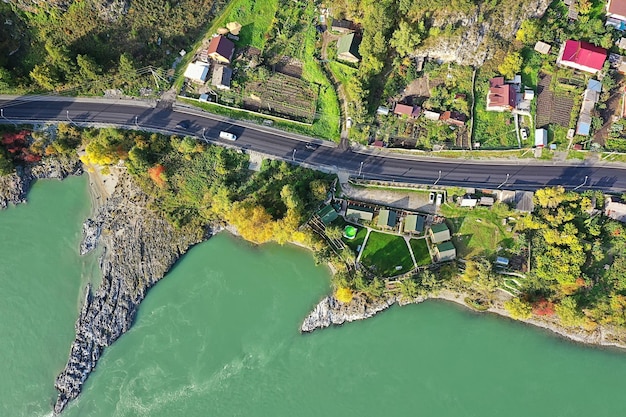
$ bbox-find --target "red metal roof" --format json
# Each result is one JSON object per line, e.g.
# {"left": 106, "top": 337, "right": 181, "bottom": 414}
{"left": 207, "top": 35, "right": 235, "bottom": 62}
{"left": 608, "top": 0, "right": 626, "bottom": 18}
{"left": 488, "top": 78, "right": 516, "bottom": 109}
{"left": 561, "top": 40, "right": 607, "bottom": 71}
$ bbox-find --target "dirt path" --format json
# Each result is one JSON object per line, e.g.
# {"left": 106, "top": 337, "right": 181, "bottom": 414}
{"left": 594, "top": 74, "right": 624, "bottom": 146}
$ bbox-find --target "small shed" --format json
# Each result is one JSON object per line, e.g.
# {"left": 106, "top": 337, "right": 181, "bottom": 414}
{"left": 460, "top": 197, "right": 478, "bottom": 207}
{"left": 515, "top": 191, "right": 535, "bottom": 213}
{"left": 377, "top": 209, "right": 397, "bottom": 228}
{"left": 317, "top": 205, "right": 338, "bottom": 225}
{"left": 346, "top": 205, "right": 374, "bottom": 222}
{"left": 436, "top": 241, "right": 457, "bottom": 262}
{"left": 535, "top": 128, "right": 547, "bottom": 147}
{"left": 377, "top": 106, "right": 390, "bottom": 116}
{"left": 534, "top": 41, "right": 552, "bottom": 55}
{"left": 524, "top": 89, "right": 535, "bottom": 100}
{"left": 496, "top": 257, "right": 510, "bottom": 267}
{"left": 183, "top": 62, "right": 210, "bottom": 84}
{"left": 331, "top": 18, "right": 354, "bottom": 33}
{"left": 429, "top": 223, "right": 451, "bottom": 243}
{"left": 479, "top": 196, "right": 495, "bottom": 206}
{"left": 424, "top": 110, "right": 441, "bottom": 121}
{"left": 211, "top": 65, "right": 232, "bottom": 90}
{"left": 404, "top": 214, "right": 424, "bottom": 234}
{"left": 337, "top": 33, "right": 361, "bottom": 63}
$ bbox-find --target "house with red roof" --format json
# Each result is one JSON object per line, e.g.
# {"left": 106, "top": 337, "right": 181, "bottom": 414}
{"left": 206, "top": 35, "right": 235, "bottom": 64}
{"left": 393, "top": 103, "right": 421, "bottom": 118}
{"left": 607, "top": 0, "right": 626, "bottom": 30}
{"left": 486, "top": 77, "right": 517, "bottom": 112}
{"left": 556, "top": 40, "right": 607, "bottom": 74}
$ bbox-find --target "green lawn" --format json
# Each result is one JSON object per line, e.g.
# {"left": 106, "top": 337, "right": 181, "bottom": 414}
{"left": 328, "top": 61, "right": 357, "bottom": 102}
{"left": 439, "top": 203, "right": 516, "bottom": 258}
{"left": 360, "top": 232, "right": 414, "bottom": 277}
{"left": 330, "top": 217, "right": 368, "bottom": 255}
{"left": 473, "top": 75, "right": 518, "bottom": 149}
{"left": 410, "top": 238, "right": 432, "bottom": 266}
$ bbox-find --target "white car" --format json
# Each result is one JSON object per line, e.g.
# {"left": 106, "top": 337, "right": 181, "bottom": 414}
{"left": 436, "top": 193, "right": 443, "bottom": 206}
{"left": 429, "top": 192, "right": 435, "bottom": 204}
{"left": 520, "top": 128, "right": 528, "bottom": 141}
{"left": 219, "top": 131, "right": 237, "bottom": 141}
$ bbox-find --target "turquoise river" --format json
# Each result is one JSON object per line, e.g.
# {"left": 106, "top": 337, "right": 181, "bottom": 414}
{"left": 2, "top": 176, "right": 626, "bottom": 417}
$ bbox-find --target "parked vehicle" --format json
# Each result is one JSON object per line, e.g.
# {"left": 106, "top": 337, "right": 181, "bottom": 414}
{"left": 436, "top": 193, "right": 443, "bottom": 205}
{"left": 429, "top": 192, "right": 436, "bottom": 204}
{"left": 219, "top": 131, "right": 237, "bottom": 141}
{"left": 520, "top": 128, "right": 528, "bottom": 141}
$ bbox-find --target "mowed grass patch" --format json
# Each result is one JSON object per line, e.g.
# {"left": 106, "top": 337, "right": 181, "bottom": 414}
{"left": 410, "top": 238, "right": 431, "bottom": 266}
{"left": 440, "top": 203, "right": 516, "bottom": 258}
{"left": 360, "top": 232, "right": 414, "bottom": 277}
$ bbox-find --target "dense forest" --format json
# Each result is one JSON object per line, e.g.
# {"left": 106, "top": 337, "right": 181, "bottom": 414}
{"left": 0, "top": 0, "right": 225, "bottom": 94}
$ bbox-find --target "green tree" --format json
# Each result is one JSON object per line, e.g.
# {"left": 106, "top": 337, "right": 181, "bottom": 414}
{"left": 76, "top": 54, "right": 102, "bottom": 82}
{"left": 555, "top": 297, "right": 584, "bottom": 327}
{"left": 498, "top": 52, "right": 523, "bottom": 80}
{"left": 30, "top": 64, "right": 58, "bottom": 91}
{"left": 326, "top": 225, "right": 343, "bottom": 241}
{"left": 515, "top": 19, "right": 540, "bottom": 44}
{"left": 398, "top": 278, "right": 419, "bottom": 299}
{"left": 390, "top": 20, "right": 422, "bottom": 57}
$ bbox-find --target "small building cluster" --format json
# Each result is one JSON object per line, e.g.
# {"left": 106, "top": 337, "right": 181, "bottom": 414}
{"left": 330, "top": 17, "right": 362, "bottom": 64}
{"left": 184, "top": 29, "right": 238, "bottom": 93}
{"left": 429, "top": 223, "right": 456, "bottom": 262}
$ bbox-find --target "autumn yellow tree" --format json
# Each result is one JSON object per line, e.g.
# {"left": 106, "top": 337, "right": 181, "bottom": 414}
{"left": 335, "top": 287, "right": 354, "bottom": 303}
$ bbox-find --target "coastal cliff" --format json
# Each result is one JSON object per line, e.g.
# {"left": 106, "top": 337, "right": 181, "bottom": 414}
{"left": 301, "top": 290, "right": 626, "bottom": 350}
{"left": 52, "top": 169, "right": 204, "bottom": 414}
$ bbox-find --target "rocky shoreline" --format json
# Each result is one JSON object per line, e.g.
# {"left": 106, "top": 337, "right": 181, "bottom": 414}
{"left": 52, "top": 168, "right": 206, "bottom": 414}
{"left": 301, "top": 289, "right": 626, "bottom": 350}
{"left": 0, "top": 155, "right": 82, "bottom": 209}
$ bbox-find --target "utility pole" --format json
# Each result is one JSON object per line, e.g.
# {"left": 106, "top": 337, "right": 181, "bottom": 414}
{"left": 358, "top": 161, "right": 364, "bottom": 177}
{"left": 292, "top": 149, "right": 296, "bottom": 161}
{"left": 573, "top": 175, "right": 588, "bottom": 191}
{"left": 434, "top": 170, "right": 442, "bottom": 185}
{"left": 497, "top": 173, "right": 510, "bottom": 189}
{"left": 202, "top": 128, "right": 207, "bottom": 142}
{"left": 134, "top": 115, "right": 139, "bottom": 128}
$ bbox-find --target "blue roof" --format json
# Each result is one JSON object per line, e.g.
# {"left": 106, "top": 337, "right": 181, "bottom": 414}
{"left": 577, "top": 122, "right": 591, "bottom": 135}
{"left": 587, "top": 79, "right": 602, "bottom": 93}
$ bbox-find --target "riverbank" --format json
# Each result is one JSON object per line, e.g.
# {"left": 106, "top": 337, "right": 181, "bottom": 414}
{"left": 301, "top": 289, "right": 626, "bottom": 350}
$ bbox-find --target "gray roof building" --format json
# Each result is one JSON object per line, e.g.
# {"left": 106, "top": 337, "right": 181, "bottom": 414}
{"left": 337, "top": 33, "right": 361, "bottom": 63}
{"left": 212, "top": 65, "right": 232, "bottom": 90}
{"left": 346, "top": 205, "right": 374, "bottom": 222}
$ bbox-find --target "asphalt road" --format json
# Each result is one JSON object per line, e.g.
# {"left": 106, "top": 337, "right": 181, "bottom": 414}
{"left": 1, "top": 96, "right": 626, "bottom": 192}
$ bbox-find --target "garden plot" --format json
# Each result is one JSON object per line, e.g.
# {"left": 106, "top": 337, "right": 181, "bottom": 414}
{"left": 243, "top": 72, "right": 318, "bottom": 123}
{"left": 536, "top": 74, "right": 575, "bottom": 128}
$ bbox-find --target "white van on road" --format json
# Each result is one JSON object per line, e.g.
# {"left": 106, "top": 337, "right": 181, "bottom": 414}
{"left": 219, "top": 131, "right": 237, "bottom": 141}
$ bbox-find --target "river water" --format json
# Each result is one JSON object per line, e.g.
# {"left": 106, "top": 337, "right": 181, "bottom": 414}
{"left": 2, "top": 176, "right": 626, "bottom": 417}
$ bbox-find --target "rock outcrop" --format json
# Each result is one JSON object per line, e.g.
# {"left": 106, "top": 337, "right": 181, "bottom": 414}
{"left": 53, "top": 171, "right": 204, "bottom": 414}
{"left": 0, "top": 155, "right": 82, "bottom": 209}
{"left": 301, "top": 294, "right": 397, "bottom": 332}
{"left": 415, "top": 0, "right": 551, "bottom": 66}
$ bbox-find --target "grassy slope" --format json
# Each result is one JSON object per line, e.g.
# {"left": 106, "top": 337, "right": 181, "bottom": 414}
{"left": 361, "top": 231, "right": 414, "bottom": 277}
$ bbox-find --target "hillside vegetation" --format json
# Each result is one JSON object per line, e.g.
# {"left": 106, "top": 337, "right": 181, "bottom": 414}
{"left": 0, "top": 0, "right": 223, "bottom": 94}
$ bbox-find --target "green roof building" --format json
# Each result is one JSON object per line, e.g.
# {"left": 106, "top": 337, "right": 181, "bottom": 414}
{"left": 429, "top": 223, "right": 451, "bottom": 243}
{"left": 317, "top": 205, "right": 338, "bottom": 225}
{"left": 337, "top": 33, "right": 361, "bottom": 63}
{"left": 377, "top": 209, "right": 397, "bottom": 228}
{"left": 435, "top": 241, "right": 456, "bottom": 262}
{"left": 346, "top": 205, "right": 374, "bottom": 223}
{"left": 404, "top": 214, "right": 424, "bottom": 234}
